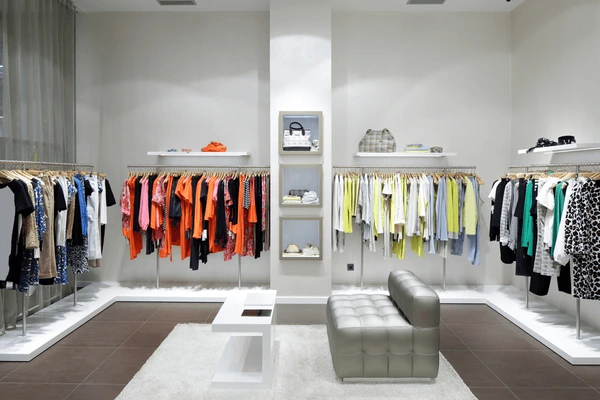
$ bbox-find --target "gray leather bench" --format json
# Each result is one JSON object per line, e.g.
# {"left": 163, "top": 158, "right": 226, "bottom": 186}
{"left": 326, "top": 270, "right": 440, "bottom": 379}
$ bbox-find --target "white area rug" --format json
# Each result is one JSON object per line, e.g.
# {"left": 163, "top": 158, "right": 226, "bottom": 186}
{"left": 117, "top": 324, "right": 476, "bottom": 400}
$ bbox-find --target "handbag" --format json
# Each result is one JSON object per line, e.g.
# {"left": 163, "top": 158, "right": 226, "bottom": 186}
{"left": 283, "top": 122, "right": 312, "bottom": 151}
{"left": 526, "top": 137, "right": 558, "bottom": 153}
{"left": 358, "top": 129, "right": 397, "bottom": 153}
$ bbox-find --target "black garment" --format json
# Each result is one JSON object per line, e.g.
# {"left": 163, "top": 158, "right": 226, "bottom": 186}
{"left": 169, "top": 176, "right": 182, "bottom": 226}
{"left": 104, "top": 179, "right": 117, "bottom": 207}
{"left": 254, "top": 176, "right": 263, "bottom": 259}
{"left": 84, "top": 179, "right": 94, "bottom": 197}
{"left": 515, "top": 179, "right": 533, "bottom": 276}
{"left": 0, "top": 180, "right": 35, "bottom": 288}
{"left": 145, "top": 175, "right": 158, "bottom": 255}
{"left": 199, "top": 179, "right": 209, "bottom": 264}
{"left": 100, "top": 179, "right": 117, "bottom": 253}
{"left": 72, "top": 187, "right": 85, "bottom": 246}
{"left": 500, "top": 242, "right": 515, "bottom": 264}
{"left": 530, "top": 272, "right": 551, "bottom": 296}
{"left": 215, "top": 181, "right": 227, "bottom": 248}
{"left": 133, "top": 177, "right": 143, "bottom": 233}
{"left": 190, "top": 177, "right": 201, "bottom": 271}
{"left": 53, "top": 182, "right": 67, "bottom": 219}
{"left": 228, "top": 178, "right": 240, "bottom": 224}
{"left": 490, "top": 179, "right": 509, "bottom": 241}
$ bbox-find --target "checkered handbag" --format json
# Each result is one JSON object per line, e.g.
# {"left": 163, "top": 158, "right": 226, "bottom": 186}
{"left": 358, "top": 129, "right": 397, "bottom": 153}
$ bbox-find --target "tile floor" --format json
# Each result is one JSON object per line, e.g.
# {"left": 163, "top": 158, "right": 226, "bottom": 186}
{"left": 0, "top": 302, "right": 599, "bottom": 400}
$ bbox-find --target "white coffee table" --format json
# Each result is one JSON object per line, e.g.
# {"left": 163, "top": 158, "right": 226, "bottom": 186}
{"left": 211, "top": 290, "right": 277, "bottom": 389}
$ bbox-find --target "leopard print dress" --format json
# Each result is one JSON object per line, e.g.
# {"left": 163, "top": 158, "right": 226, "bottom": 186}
{"left": 564, "top": 179, "right": 600, "bottom": 300}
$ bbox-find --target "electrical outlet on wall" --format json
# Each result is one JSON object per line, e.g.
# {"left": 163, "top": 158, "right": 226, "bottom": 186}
{"left": 347, "top": 263, "right": 354, "bottom": 272}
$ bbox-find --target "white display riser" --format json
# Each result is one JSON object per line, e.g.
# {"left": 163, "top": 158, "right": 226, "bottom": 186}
{"left": 1, "top": 282, "right": 599, "bottom": 365}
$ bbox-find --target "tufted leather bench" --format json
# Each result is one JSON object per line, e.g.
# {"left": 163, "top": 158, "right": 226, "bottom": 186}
{"left": 326, "top": 270, "right": 440, "bottom": 379}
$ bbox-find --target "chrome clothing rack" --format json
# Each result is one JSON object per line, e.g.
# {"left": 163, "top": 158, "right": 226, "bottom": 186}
{"left": 126, "top": 164, "right": 270, "bottom": 290}
{"left": 0, "top": 160, "right": 96, "bottom": 336}
{"left": 508, "top": 162, "right": 600, "bottom": 340}
{"left": 333, "top": 165, "right": 479, "bottom": 292}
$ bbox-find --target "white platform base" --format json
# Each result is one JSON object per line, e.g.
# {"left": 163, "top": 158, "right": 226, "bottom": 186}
{"left": 1, "top": 282, "right": 600, "bottom": 365}
{"left": 212, "top": 335, "right": 269, "bottom": 389}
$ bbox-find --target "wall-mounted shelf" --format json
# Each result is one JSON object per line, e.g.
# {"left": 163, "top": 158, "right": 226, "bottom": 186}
{"left": 354, "top": 152, "right": 457, "bottom": 158}
{"left": 147, "top": 151, "right": 251, "bottom": 157}
{"left": 517, "top": 143, "right": 600, "bottom": 155}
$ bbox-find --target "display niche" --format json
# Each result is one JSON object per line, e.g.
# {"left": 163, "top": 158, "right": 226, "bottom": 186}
{"left": 279, "top": 217, "right": 322, "bottom": 261}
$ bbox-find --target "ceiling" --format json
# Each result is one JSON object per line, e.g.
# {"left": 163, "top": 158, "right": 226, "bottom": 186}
{"left": 73, "top": 0, "right": 527, "bottom": 13}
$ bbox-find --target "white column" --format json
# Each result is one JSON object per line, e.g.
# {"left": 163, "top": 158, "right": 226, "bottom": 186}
{"left": 270, "top": 0, "right": 332, "bottom": 296}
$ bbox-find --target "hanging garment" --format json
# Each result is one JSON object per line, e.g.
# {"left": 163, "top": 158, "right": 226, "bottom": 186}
{"left": 564, "top": 179, "right": 600, "bottom": 300}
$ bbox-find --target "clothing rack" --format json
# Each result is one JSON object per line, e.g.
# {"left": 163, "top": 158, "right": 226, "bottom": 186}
{"left": 333, "top": 165, "right": 479, "bottom": 291}
{"left": 127, "top": 164, "right": 270, "bottom": 290}
{"left": 508, "top": 162, "right": 600, "bottom": 340}
{"left": 0, "top": 160, "right": 95, "bottom": 336}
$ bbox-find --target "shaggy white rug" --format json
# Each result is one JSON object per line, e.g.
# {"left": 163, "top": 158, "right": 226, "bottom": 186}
{"left": 117, "top": 324, "right": 476, "bottom": 400}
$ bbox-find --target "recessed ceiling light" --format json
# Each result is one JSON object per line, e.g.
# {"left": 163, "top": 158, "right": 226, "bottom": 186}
{"left": 156, "top": 0, "right": 197, "bottom": 6}
{"left": 406, "top": 0, "right": 447, "bottom": 5}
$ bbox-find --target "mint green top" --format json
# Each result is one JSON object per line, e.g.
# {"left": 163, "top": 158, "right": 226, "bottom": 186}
{"left": 521, "top": 180, "right": 534, "bottom": 256}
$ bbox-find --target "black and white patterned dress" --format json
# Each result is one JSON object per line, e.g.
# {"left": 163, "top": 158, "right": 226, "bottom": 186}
{"left": 564, "top": 179, "right": 600, "bottom": 300}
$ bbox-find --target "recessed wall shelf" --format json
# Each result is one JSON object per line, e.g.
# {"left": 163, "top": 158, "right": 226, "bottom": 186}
{"left": 353, "top": 152, "right": 457, "bottom": 158}
{"left": 517, "top": 143, "right": 600, "bottom": 155}
{"left": 147, "top": 151, "right": 251, "bottom": 157}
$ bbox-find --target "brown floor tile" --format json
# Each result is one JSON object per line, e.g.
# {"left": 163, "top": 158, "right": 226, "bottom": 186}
{"left": 441, "top": 305, "right": 507, "bottom": 325}
{"left": 85, "top": 347, "right": 155, "bottom": 385}
{"left": 511, "top": 388, "right": 600, "bottom": 400}
{"left": 476, "top": 351, "right": 589, "bottom": 388}
{"left": 544, "top": 351, "right": 600, "bottom": 388}
{"left": 470, "top": 388, "right": 518, "bottom": 400}
{"left": 503, "top": 324, "right": 550, "bottom": 351}
{"left": 442, "top": 351, "right": 503, "bottom": 387}
{"left": 56, "top": 321, "right": 143, "bottom": 348}
{"left": 3, "top": 347, "right": 114, "bottom": 384}
{"left": 0, "top": 362, "right": 24, "bottom": 380}
{"left": 66, "top": 384, "right": 125, "bottom": 400}
{"left": 275, "top": 304, "right": 327, "bottom": 325}
{"left": 447, "top": 324, "right": 541, "bottom": 351}
{"left": 440, "top": 324, "right": 469, "bottom": 351}
{"left": 147, "top": 303, "right": 218, "bottom": 323}
{"left": 94, "top": 302, "right": 161, "bottom": 322}
{"left": 122, "top": 322, "right": 177, "bottom": 348}
{"left": 0, "top": 383, "right": 77, "bottom": 400}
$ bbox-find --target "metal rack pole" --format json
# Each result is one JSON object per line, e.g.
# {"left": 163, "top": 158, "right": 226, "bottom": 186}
{"left": 22, "top": 291, "right": 28, "bottom": 336}
{"left": 576, "top": 298, "right": 581, "bottom": 340}
{"left": 525, "top": 277, "right": 530, "bottom": 309}
{"left": 442, "top": 258, "right": 447, "bottom": 292}
{"left": 156, "top": 252, "right": 160, "bottom": 290}
{"left": 238, "top": 255, "right": 242, "bottom": 289}
{"left": 73, "top": 274, "right": 78, "bottom": 306}
{"left": 360, "top": 224, "right": 365, "bottom": 291}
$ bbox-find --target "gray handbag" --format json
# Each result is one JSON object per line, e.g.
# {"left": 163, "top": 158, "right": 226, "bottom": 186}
{"left": 358, "top": 129, "right": 397, "bottom": 153}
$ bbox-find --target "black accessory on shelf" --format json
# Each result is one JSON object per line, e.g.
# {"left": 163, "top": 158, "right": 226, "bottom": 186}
{"left": 558, "top": 136, "right": 576, "bottom": 145}
{"left": 526, "top": 137, "right": 558, "bottom": 153}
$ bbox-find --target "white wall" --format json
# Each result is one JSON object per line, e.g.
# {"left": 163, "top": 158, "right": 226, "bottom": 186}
{"left": 332, "top": 12, "right": 513, "bottom": 286}
{"left": 511, "top": 0, "right": 600, "bottom": 331}
{"left": 76, "top": 12, "right": 270, "bottom": 284}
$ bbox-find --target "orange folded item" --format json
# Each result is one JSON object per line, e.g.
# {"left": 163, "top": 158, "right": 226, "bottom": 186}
{"left": 202, "top": 141, "right": 227, "bottom": 152}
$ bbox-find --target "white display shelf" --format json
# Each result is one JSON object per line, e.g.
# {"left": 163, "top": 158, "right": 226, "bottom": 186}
{"left": 518, "top": 143, "right": 600, "bottom": 155}
{"left": 354, "top": 152, "right": 457, "bottom": 158}
{"left": 147, "top": 151, "right": 251, "bottom": 157}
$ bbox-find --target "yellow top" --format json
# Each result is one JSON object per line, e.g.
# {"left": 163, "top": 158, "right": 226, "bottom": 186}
{"left": 464, "top": 178, "right": 478, "bottom": 235}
